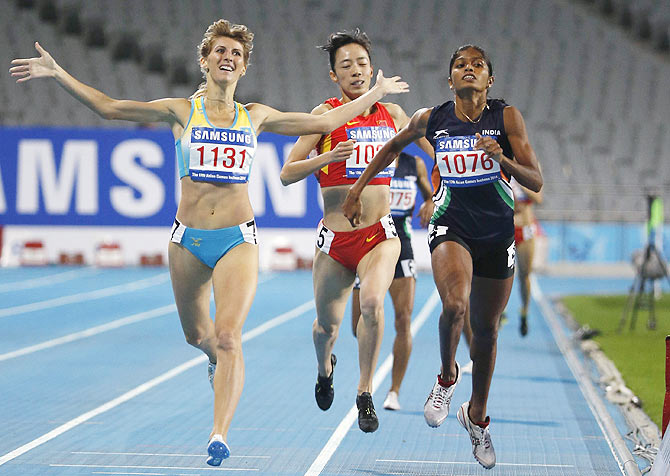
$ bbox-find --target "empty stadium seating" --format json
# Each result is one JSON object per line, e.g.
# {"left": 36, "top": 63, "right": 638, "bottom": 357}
{"left": 2, "top": 0, "right": 668, "bottom": 222}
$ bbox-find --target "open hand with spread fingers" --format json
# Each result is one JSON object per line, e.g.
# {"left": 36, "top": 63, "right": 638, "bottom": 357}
{"left": 10, "top": 42, "right": 57, "bottom": 82}
{"left": 374, "top": 69, "right": 409, "bottom": 96}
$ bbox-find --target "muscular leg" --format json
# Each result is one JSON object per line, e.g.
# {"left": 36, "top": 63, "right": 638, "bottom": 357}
{"left": 168, "top": 242, "right": 217, "bottom": 363}
{"left": 468, "top": 274, "right": 513, "bottom": 422}
{"left": 431, "top": 241, "right": 473, "bottom": 382}
{"left": 356, "top": 238, "right": 400, "bottom": 394}
{"left": 313, "top": 250, "right": 355, "bottom": 378}
{"left": 388, "top": 276, "right": 414, "bottom": 393}
{"left": 210, "top": 243, "right": 258, "bottom": 439}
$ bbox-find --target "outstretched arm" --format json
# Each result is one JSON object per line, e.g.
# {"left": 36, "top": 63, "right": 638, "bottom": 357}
{"left": 343, "top": 108, "right": 432, "bottom": 226}
{"left": 251, "top": 70, "right": 408, "bottom": 136}
{"left": 10, "top": 42, "right": 185, "bottom": 125}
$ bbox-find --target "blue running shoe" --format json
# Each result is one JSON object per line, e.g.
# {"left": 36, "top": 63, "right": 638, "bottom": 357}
{"left": 206, "top": 434, "right": 230, "bottom": 466}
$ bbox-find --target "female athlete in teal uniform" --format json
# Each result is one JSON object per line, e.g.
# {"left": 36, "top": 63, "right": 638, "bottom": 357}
{"left": 11, "top": 19, "right": 408, "bottom": 465}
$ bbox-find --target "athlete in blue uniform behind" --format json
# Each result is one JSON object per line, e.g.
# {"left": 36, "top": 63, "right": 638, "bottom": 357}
{"left": 11, "top": 20, "right": 409, "bottom": 466}
{"left": 343, "top": 45, "right": 543, "bottom": 469}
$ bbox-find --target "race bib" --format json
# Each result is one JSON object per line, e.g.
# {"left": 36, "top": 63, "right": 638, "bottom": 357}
{"left": 345, "top": 126, "right": 395, "bottom": 178}
{"left": 390, "top": 177, "right": 417, "bottom": 214}
{"left": 435, "top": 135, "right": 500, "bottom": 187}
{"left": 189, "top": 127, "right": 255, "bottom": 183}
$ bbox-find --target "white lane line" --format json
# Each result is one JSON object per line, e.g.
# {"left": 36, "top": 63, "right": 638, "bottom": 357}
{"left": 1, "top": 272, "right": 277, "bottom": 360}
{"left": 51, "top": 464, "right": 256, "bottom": 472}
{"left": 376, "top": 458, "right": 575, "bottom": 467}
{"left": 72, "top": 451, "right": 270, "bottom": 459}
{"left": 0, "top": 268, "right": 98, "bottom": 293}
{"left": 0, "top": 272, "right": 171, "bottom": 319}
{"left": 304, "top": 290, "right": 440, "bottom": 476}
{"left": 0, "top": 304, "right": 176, "bottom": 362}
{"left": 0, "top": 299, "right": 315, "bottom": 467}
{"left": 532, "top": 276, "right": 637, "bottom": 476}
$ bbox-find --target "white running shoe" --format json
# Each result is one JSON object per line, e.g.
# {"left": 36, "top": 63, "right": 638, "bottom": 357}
{"left": 462, "top": 360, "right": 473, "bottom": 374}
{"left": 206, "top": 434, "right": 230, "bottom": 466}
{"left": 208, "top": 362, "right": 216, "bottom": 390}
{"left": 383, "top": 390, "right": 401, "bottom": 410}
{"left": 423, "top": 361, "right": 461, "bottom": 427}
{"left": 456, "top": 401, "right": 495, "bottom": 469}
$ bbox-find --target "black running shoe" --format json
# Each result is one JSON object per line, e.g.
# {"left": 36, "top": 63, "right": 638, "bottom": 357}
{"left": 520, "top": 316, "right": 528, "bottom": 337}
{"left": 315, "top": 354, "right": 337, "bottom": 410}
{"left": 356, "top": 392, "right": 379, "bottom": 433}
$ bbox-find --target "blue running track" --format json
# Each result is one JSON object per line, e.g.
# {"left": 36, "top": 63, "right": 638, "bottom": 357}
{"left": 0, "top": 266, "right": 641, "bottom": 475}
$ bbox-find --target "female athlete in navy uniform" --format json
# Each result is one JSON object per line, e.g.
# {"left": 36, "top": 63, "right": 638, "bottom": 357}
{"left": 280, "top": 29, "right": 433, "bottom": 433}
{"left": 11, "top": 20, "right": 408, "bottom": 465}
{"left": 343, "top": 45, "right": 542, "bottom": 469}
{"left": 350, "top": 151, "right": 434, "bottom": 411}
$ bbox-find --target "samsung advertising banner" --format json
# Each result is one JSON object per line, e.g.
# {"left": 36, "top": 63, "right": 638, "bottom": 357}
{"left": 0, "top": 126, "right": 330, "bottom": 228}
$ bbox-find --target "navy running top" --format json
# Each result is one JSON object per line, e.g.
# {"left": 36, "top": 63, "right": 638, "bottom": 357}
{"left": 426, "top": 99, "right": 515, "bottom": 242}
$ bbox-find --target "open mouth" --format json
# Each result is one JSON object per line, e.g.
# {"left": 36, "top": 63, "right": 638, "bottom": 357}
{"left": 462, "top": 74, "right": 476, "bottom": 80}
{"left": 351, "top": 80, "right": 365, "bottom": 86}
{"left": 219, "top": 64, "right": 234, "bottom": 72}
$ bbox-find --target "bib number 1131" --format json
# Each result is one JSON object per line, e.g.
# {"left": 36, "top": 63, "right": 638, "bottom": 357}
{"left": 196, "top": 145, "right": 247, "bottom": 169}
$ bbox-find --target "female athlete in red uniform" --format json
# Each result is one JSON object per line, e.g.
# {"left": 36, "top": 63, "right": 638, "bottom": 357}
{"left": 280, "top": 29, "right": 432, "bottom": 433}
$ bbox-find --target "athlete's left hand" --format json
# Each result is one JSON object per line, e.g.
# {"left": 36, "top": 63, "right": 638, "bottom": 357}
{"left": 475, "top": 133, "right": 503, "bottom": 163}
{"left": 418, "top": 199, "right": 434, "bottom": 228}
{"left": 343, "top": 188, "right": 362, "bottom": 227}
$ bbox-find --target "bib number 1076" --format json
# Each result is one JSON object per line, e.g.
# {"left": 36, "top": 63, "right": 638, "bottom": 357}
{"left": 440, "top": 151, "right": 494, "bottom": 174}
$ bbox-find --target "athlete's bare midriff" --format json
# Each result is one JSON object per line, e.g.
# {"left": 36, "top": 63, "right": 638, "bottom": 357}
{"left": 176, "top": 177, "right": 254, "bottom": 229}
{"left": 322, "top": 184, "right": 390, "bottom": 232}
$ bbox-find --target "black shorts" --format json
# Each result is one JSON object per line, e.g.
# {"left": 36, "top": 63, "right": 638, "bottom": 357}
{"left": 428, "top": 224, "right": 515, "bottom": 279}
{"left": 394, "top": 233, "right": 416, "bottom": 279}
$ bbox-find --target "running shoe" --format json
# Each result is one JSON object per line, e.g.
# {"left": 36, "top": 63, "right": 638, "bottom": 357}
{"left": 356, "top": 392, "right": 379, "bottom": 432}
{"left": 206, "top": 434, "right": 230, "bottom": 466}
{"left": 461, "top": 360, "right": 473, "bottom": 374}
{"left": 520, "top": 315, "right": 528, "bottom": 336}
{"left": 457, "top": 401, "right": 495, "bottom": 469}
{"left": 208, "top": 361, "right": 216, "bottom": 390}
{"left": 423, "top": 361, "right": 461, "bottom": 427}
{"left": 383, "top": 390, "right": 401, "bottom": 411}
{"left": 315, "top": 354, "right": 337, "bottom": 410}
